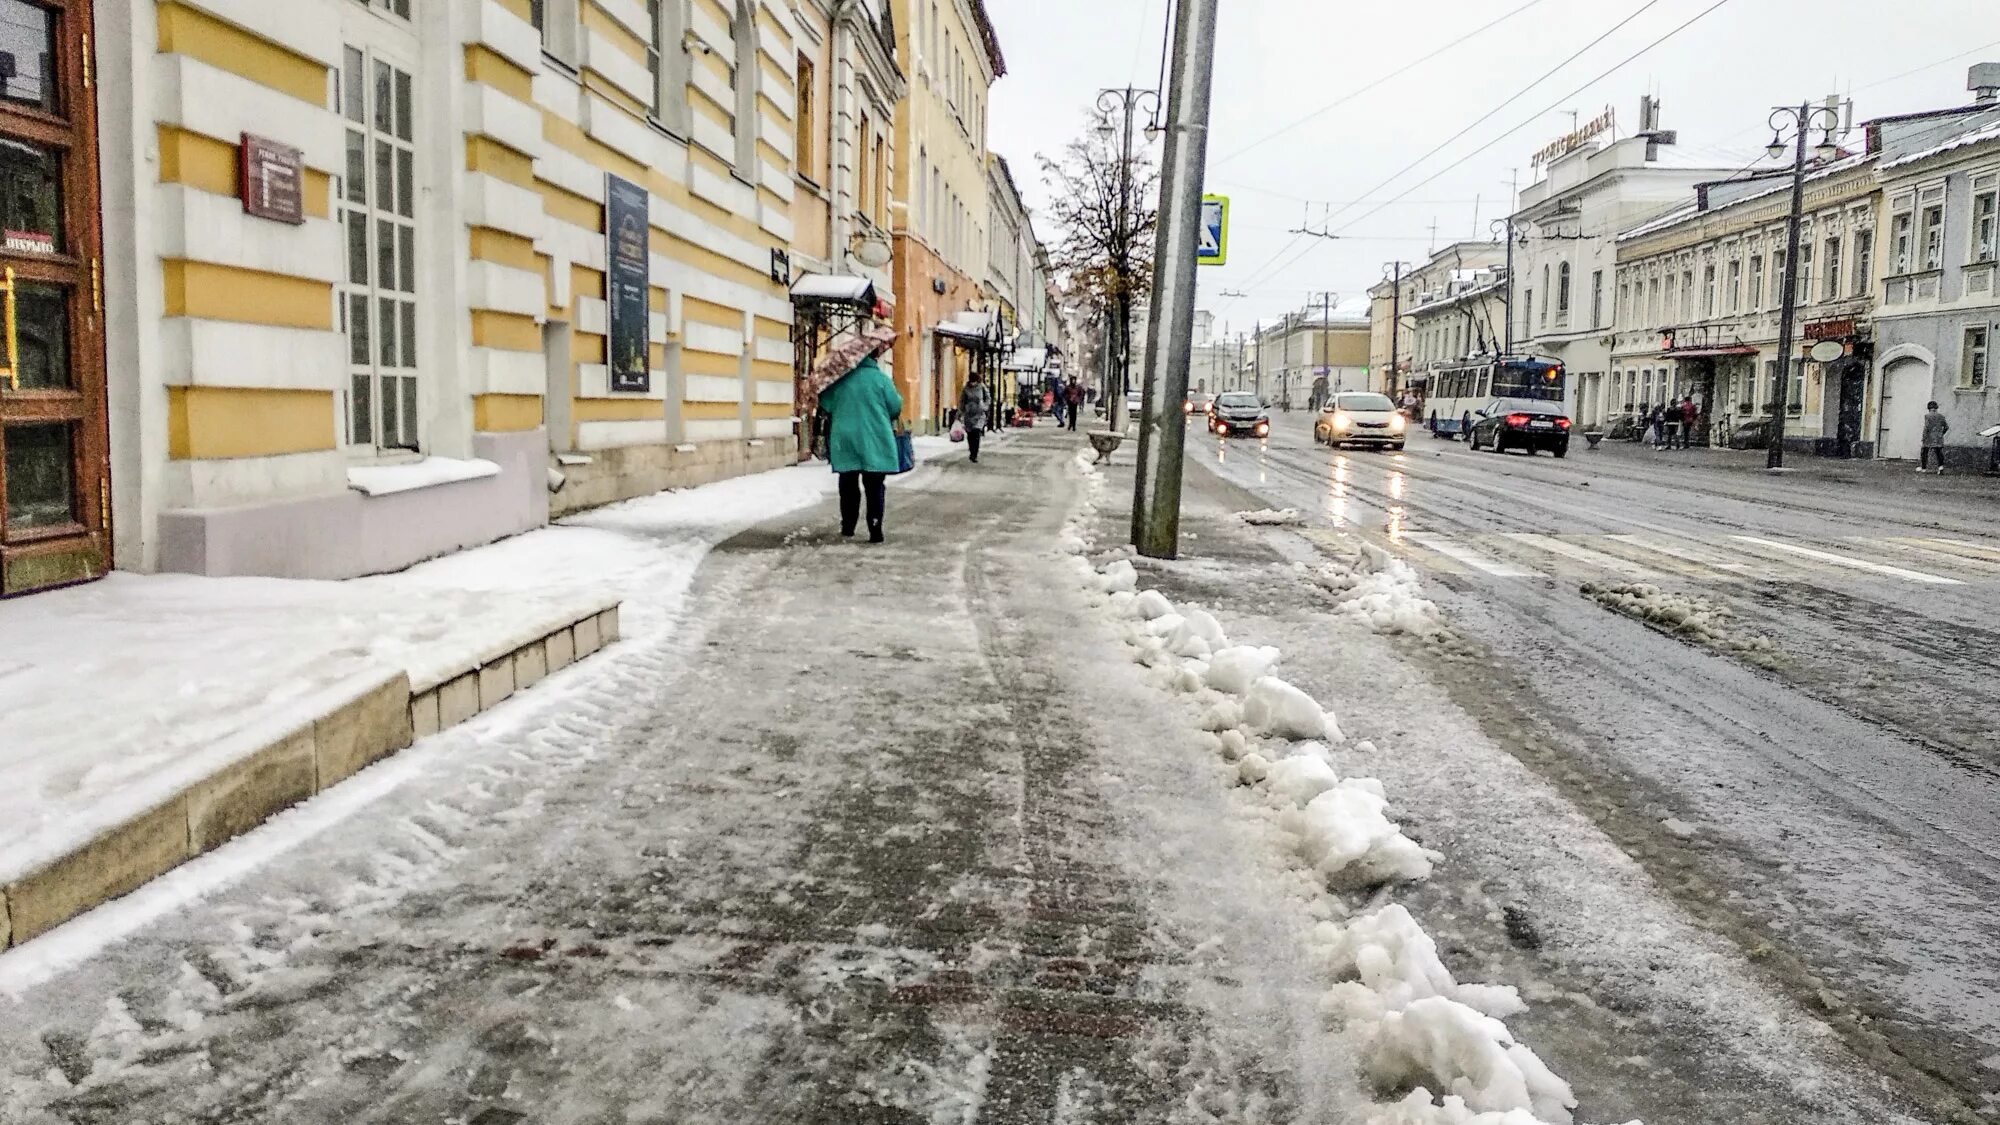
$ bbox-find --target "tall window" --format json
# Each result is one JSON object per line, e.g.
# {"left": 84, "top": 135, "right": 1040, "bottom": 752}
{"left": 1773, "top": 250, "right": 1787, "bottom": 301}
{"left": 534, "top": 0, "right": 579, "bottom": 64}
{"left": 1539, "top": 266, "right": 1550, "bottom": 325}
{"left": 1788, "top": 356, "right": 1804, "bottom": 412}
{"left": 1852, "top": 229, "right": 1873, "bottom": 296}
{"left": 1965, "top": 325, "right": 1990, "bottom": 390}
{"left": 1680, "top": 270, "right": 1693, "bottom": 321}
{"left": 1617, "top": 281, "right": 1630, "bottom": 323}
{"left": 1726, "top": 259, "right": 1742, "bottom": 312}
{"left": 1890, "top": 206, "right": 1914, "bottom": 273}
{"left": 731, "top": 0, "right": 758, "bottom": 175}
{"left": 338, "top": 46, "right": 420, "bottom": 451}
{"left": 1646, "top": 277, "right": 1660, "bottom": 322}
{"left": 1702, "top": 264, "right": 1716, "bottom": 318}
{"left": 1590, "top": 270, "right": 1603, "bottom": 327}
{"left": 794, "top": 52, "right": 816, "bottom": 181}
{"left": 1972, "top": 175, "right": 1997, "bottom": 263}
{"left": 856, "top": 110, "right": 871, "bottom": 214}
{"left": 1556, "top": 262, "right": 1571, "bottom": 321}
{"left": 1921, "top": 198, "right": 1945, "bottom": 270}
{"left": 1821, "top": 236, "right": 1841, "bottom": 302}
{"left": 872, "top": 134, "right": 887, "bottom": 222}
{"left": 649, "top": 1, "right": 690, "bottom": 134}
{"left": 357, "top": 0, "right": 410, "bottom": 16}
{"left": 1797, "top": 242, "right": 1813, "bottom": 304}
{"left": 1522, "top": 287, "right": 1533, "bottom": 335}
{"left": 1748, "top": 254, "right": 1764, "bottom": 310}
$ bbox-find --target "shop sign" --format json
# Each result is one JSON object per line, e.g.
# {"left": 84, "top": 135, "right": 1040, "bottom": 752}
{"left": 238, "top": 133, "right": 305, "bottom": 225}
{"left": 604, "top": 172, "right": 652, "bottom": 393}
{"left": 1804, "top": 317, "right": 1858, "bottom": 341}
{"left": 1531, "top": 107, "right": 1616, "bottom": 168}
{"left": 4, "top": 229, "right": 54, "bottom": 255}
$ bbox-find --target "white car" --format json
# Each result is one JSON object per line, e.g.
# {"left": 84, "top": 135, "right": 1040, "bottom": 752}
{"left": 1314, "top": 392, "right": 1408, "bottom": 450}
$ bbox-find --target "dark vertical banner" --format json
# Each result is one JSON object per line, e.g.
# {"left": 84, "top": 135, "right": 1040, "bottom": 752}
{"left": 605, "top": 173, "right": 652, "bottom": 393}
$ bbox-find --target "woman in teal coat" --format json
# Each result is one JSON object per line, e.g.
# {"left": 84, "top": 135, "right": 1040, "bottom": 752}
{"left": 816, "top": 326, "right": 904, "bottom": 542}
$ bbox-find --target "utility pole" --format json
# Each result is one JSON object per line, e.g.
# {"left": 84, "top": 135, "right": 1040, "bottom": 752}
{"left": 1764, "top": 100, "right": 1842, "bottom": 470}
{"left": 1386, "top": 261, "right": 1404, "bottom": 397}
{"left": 1132, "top": 0, "right": 1220, "bottom": 558}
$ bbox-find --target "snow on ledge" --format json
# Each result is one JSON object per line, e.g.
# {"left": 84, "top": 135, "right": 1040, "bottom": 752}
{"left": 347, "top": 456, "right": 502, "bottom": 497}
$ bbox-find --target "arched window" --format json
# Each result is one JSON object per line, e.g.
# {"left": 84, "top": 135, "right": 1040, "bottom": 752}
{"left": 731, "top": 0, "right": 758, "bottom": 175}
{"left": 1540, "top": 266, "right": 1551, "bottom": 325}
{"left": 1557, "top": 262, "right": 1571, "bottom": 316}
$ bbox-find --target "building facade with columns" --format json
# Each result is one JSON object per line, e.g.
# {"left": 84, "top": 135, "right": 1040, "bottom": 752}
{"left": 9, "top": 0, "right": 815, "bottom": 599}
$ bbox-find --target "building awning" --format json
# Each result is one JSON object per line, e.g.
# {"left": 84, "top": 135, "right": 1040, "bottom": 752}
{"left": 790, "top": 274, "right": 877, "bottom": 308}
{"left": 1004, "top": 345, "right": 1050, "bottom": 372}
{"left": 1663, "top": 345, "right": 1759, "bottom": 359}
{"left": 937, "top": 309, "right": 1004, "bottom": 348}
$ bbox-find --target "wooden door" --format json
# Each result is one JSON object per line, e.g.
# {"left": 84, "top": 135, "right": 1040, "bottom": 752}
{"left": 0, "top": 0, "right": 107, "bottom": 596}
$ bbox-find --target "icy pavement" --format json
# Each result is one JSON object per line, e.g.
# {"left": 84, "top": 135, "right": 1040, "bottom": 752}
{"left": 0, "top": 429, "right": 1946, "bottom": 1123}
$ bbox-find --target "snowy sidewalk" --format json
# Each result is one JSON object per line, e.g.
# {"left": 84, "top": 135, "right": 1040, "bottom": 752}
{"left": 0, "top": 441, "right": 958, "bottom": 946}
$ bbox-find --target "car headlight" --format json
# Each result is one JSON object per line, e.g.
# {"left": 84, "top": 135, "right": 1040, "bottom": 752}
{"left": 1333, "top": 412, "right": 1352, "bottom": 430}
{"left": 1255, "top": 421, "right": 1269, "bottom": 435}
{"left": 1389, "top": 414, "right": 1407, "bottom": 432}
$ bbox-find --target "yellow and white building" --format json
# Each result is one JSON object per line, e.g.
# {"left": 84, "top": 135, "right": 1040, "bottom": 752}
{"left": 887, "top": 0, "right": 1002, "bottom": 429}
{"left": 70, "top": 0, "right": 810, "bottom": 591}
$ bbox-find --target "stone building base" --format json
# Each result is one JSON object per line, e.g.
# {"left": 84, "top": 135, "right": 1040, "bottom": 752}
{"left": 550, "top": 436, "right": 800, "bottom": 519}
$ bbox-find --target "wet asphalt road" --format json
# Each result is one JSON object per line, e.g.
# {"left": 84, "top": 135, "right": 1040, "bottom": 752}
{"left": 1192, "top": 411, "right": 2000, "bottom": 1118}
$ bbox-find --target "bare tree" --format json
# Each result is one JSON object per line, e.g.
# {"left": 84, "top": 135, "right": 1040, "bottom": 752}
{"left": 1039, "top": 121, "right": 1159, "bottom": 407}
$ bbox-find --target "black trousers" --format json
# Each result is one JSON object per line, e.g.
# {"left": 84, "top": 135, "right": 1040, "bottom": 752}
{"left": 838, "top": 471, "right": 886, "bottom": 536}
{"left": 1921, "top": 446, "right": 1946, "bottom": 470}
{"left": 1066, "top": 407, "right": 1080, "bottom": 431}
{"left": 966, "top": 426, "right": 984, "bottom": 462}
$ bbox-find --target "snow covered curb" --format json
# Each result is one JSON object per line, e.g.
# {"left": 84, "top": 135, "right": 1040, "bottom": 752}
{"left": 1057, "top": 450, "right": 1636, "bottom": 1125}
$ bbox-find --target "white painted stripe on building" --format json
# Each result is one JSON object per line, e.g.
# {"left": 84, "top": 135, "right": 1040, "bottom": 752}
{"left": 654, "top": 258, "right": 790, "bottom": 326}
{"left": 753, "top": 417, "right": 794, "bottom": 438}
{"left": 532, "top": 68, "right": 588, "bottom": 121}
{"left": 159, "top": 320, "right": 341, "bottom": 392}
{"left": 659, "top": 200, "right": 771, "bottom": 276}
{"left": 684, "top": 374, "right": 744, "bottom": 403}
{"left": 689, "top": 115, "right": 737, "bottom": 168}
{"left": 575, "top": 296, "right": 609, "bottom": 336}
{"left": 582, "top": 93, "right": 680, "bottom": 172}
{"left": 465, "top": 171, "right": 548, "bottom": 243}
{"left": 582, "top": 29, "right": 655, "bottom": 108}
{"left": 1730, "top": 536, "right": 1964, "bottom": 585}
{"left": 468, "top": 260, "right": 546, "bottom": 318}
{"left": 753, "top": 379, "right": 792, "bottom": 405}
{"left": 683, "top": 418, "right": 746, "bottom": 442}
{"left": 154, "top": 185, "right": 344, "bottom": 282}
{"left": 536, "top": 145, "right": 610, "bottom": 204}
{"left": 1402, "top": 533, "right": 1543, "bottom": 578}
{"left": 689, "top": 6, "right": 729, "bottom": 55}
{"left": 650, "top": 310, "right": 670, "bottom": 344}
{"left": 1496, "top": 533, "right": 1655, "bottom": 580}
{"left": 759, "top": 207, "right": 794, "bottom": 243}
{"left": 464, "top": 0, "right": 544, "bottom": 74}
{"left": 183, "top": 0, "right": 343, "bottom": 66}
{"left": 691, "top": 162, "right": 758, "bottom": 218}
{"left": 591, "top": 0, "right": 652, "bottom": 44}
{"left": 156, "top": 55, "right": 344, "bottom": 172}
{"left": 542, "top": 215, "right": 609, "bottom": 273}
{"left": 468, "top": 347, "right": 548, "bottom": 397}
{"left": 466, "top": 84, "right": 545, "bottom": 158}
{"left": 684, "top": 321, "right": 745, "bottom": 356}
{"left": 577, "top": 363, "right": 667, "bottom": 400}
{"left": 754, "top": 335, "right": 792, "bottom": 365}
{"left": 579, "top": 419, "right": 671, "bottom": 450}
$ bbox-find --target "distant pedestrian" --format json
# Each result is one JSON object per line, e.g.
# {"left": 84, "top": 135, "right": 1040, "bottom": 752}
{"left": 1920, "top": 401, "right": 1949, "bottom": 473}
{"left": 813, "top": 324, "right": 903, "bottom": 543}
{"left": 1064, "top": 377, "right": 1085, "bottom": 431}
{"left": 1678, "top": 395, "right": 1699, "bottom": 449}
{"left": 1644, "top": 404, "right": 1664, "bottom": 448}
{"left": 960, "top": 377, "right": 991, "bottom": 463}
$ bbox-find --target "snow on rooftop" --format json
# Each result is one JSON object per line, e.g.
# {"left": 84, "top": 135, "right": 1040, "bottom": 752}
{"left": 1882, "top": 118, "right": 2000, "bottom": 170}
{"left": 1616, "top": 153, "right": 1875, "bottom": 243}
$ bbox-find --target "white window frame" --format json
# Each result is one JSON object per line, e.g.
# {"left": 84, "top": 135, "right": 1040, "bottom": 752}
{"left": 1970, "top": 173, "right": 1997, "bottom": 264}
{"left": 1852, "top": 228, "right": 1873, "bottom": 297}
{"left": 649, "top": 0, "right": 692, "bottom": 136}
{"left": 335, "top": 29, "right": 424, "bottom": 456}
{"left": 1919, "top": 185, "right": 1946, "bottom": 271}
{"left": 1889, "top": 195, "right": 1915, "bottom": 274}
{"left": 1747, "top": 254, "right": 1764, "bottom": 311}
{"left": 1726, "top": 259, "right": 1742, "bottom": 313}
{"left": 1590, "top": 269, "right": 1603, "bottom": 328}
{"left": 1965, "top": 324, "right": 1990, "bottom": 390}
{"left": 534, "top": 0, "right": 581, "bottom": 68}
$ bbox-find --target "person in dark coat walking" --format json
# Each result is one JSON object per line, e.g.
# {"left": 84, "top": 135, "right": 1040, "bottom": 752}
{"left": 816, "top": 325, "right": 903, "bottom": 542}
{"left": 1064, "top": 377, "right": 1085, "bottom": 431}
{"left": 1920, "top": 401, "right": 1950, "bottom": 472}
{"left": 959, "top": 377, "right": 991, "bottom": 463}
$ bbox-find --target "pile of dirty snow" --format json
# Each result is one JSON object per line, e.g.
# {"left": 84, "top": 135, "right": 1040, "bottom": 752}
{"left": 1057, "top": 454, "right": 1634, "bottom": 1125}
{"left": 1238, "top": 508, "right": 1307, "bottom": 527}
{"left": 1580, "top": 582, "right": 1777, "bottom": 666}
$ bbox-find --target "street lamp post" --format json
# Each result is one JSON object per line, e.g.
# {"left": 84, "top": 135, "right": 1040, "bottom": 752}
{"left": 1764, "top": 102, "right": 1845, "bottom": 470}
{"left": 1095, "top": 87, "right": 1160, "bottom": 435}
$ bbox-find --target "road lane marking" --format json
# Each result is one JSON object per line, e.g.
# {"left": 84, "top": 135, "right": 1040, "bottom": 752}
{"left": 1498, "top": 533, "right": 1657, "bottom": 580}
{"left": 1920, "top": 537, "right": 2000, "bottom": 563}
{"left": 1874, "top": 538, "right": 2000, "bottom": 575}
{"left": 1729, "top": 535, "right": 1964, "bottom": 585}
{"left": 1403, "top": 532, "right": 1544, "bottom": 578}
{"left": 1603, "top": 535, "right": 1760, "bottom": 580}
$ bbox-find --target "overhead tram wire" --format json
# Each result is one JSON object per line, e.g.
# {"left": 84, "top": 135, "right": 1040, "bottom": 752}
{"left": 1214, "top": 0, "right": 1556, "bottom": 165}
{"left": 1311, "top": 0, "right": 1669, "bottom": 234}
{"left": 1328, "top": 0, "right": 1742, "bottom": 240}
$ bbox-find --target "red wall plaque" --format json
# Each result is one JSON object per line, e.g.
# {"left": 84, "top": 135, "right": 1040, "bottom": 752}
{"left": 239, "top": 133, "right": 306, "bottom": 226}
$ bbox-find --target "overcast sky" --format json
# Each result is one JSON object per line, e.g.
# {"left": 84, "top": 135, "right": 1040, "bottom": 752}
{"left": 984, "top": 0, "right": 2000, "bottom": 335}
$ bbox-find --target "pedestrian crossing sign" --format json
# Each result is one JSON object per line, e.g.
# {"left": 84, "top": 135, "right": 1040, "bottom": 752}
{"left": 1198, "top": 195, "right": 1228, "bottom": 266}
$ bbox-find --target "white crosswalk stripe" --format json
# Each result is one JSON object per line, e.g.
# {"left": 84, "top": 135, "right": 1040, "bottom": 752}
{"left": 1402, "top": 532, "right": 1544, "bottom": 577}
{"left": 1385, "top": 530, "right": 1995, "bottom": 586}
{"left": 1729, "top": 535, "right": 1963, "bottom": 586}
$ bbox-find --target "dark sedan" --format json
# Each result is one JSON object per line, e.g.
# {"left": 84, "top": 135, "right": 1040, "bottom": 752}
{"left": 1467, "top": 399, "right": 1572, "bottom": 457}
{"left": 1209, "top": 392, "right": 1271, "bottom": 438}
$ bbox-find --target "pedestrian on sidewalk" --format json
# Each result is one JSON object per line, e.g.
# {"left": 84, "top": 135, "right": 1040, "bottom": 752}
{"left": 814, "top": 324, "right": 903, "bottom": 543}
{"left": 1678, "top": 395, "right": 1699, "bottom": 449}
{"left": 1065, "top": 377, "right": 1085, "bottom": 431}
{"left": 1920, "top": 401, "right": 1949, "bottom": 473}
{"left": 960, "top": 376, "right": 991, "bottom": 464}
{"left": 1644, "top": 404, "right": 1663, "bottom": 448}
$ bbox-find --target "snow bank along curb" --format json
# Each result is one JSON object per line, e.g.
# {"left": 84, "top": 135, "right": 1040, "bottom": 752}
{"left": 1058, "top": 449, "right": 1635, "bottom": 1125}
{"left": 0, "top": 601, "right": 620, "bottom": 952}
